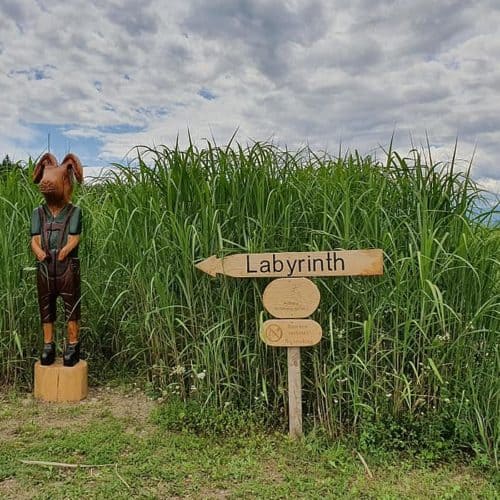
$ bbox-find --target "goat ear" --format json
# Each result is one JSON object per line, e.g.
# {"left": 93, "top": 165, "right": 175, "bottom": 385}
{"left": 33, "top": 153, "right": 57, "bottom": 184}
{"left": 61, "top": 153, "right": 83, "bottom": 184}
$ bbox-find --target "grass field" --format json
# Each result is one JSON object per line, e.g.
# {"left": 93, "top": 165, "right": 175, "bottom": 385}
{"left": 0, "top": 141, "right": 498, "bottom": 467}
{"left": 1, "top": 385, "right": 498, "bottom": 499}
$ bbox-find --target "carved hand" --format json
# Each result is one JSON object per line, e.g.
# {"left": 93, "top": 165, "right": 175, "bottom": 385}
{"left": 57, "top": 235, "right": 80, "bottom": 261}
{"left": 31, "top": 236, "right": 47, "bottom": 262}
{"left": 35, "top": 249, "right": 47, "bottom": 262}
{"left": 58, "top": 248, "right": 69, "bottom": 261}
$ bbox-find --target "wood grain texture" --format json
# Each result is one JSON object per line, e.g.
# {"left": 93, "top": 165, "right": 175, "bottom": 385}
{"left": 287, "top": 347, "right": 302, "bottom": 438}
{"left": 260, "top": 319, "right": 322, "bottom": 347}
{"left": 195, "top": 249, "right": 383, "bottom": 278}
{"left": 263, "top": 278, "right": 320, "bottom": 318}
{"left": 34, "top": 359, "right": 88, "bottom": 402}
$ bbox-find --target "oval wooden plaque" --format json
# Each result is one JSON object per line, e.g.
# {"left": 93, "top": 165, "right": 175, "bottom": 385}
{"left": 263, "top": 278, "right": 320, "bottom": 318}
{"left": 260, "top": 319, "right": 322, "bottom": 347}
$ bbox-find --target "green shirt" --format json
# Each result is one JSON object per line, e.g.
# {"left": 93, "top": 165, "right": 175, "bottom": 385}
{"left": 31, "top": 204, "right": 82, "bottom": 257}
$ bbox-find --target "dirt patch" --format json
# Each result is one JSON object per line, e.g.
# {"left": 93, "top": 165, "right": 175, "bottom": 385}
{"left": 262, "top": 459, "right": 284, "bottom": 484}
{"left": 0, "top": 478, "right": 35, "bottom": 499}
{"left": 0, "top": 386, "right": 156, "bottom": 441}
{"left": 194, "top": 488, "right": 231, "bottom": 499}
{"left": 88, "top": 386, "right": 154, "bottom": 428}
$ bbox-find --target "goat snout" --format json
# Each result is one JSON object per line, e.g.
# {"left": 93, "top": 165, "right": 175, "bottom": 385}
{"left": 39, "top": 180, "right": 56, "bottom": 193}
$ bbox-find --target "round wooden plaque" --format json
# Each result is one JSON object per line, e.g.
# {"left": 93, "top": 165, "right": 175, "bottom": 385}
{"left": 262, "top": 277, "right": 320, "bottom": 318}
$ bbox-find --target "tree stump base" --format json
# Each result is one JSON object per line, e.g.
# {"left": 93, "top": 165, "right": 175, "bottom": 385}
{"left": 34, "top": 359, "right": 88, "bottom": 402}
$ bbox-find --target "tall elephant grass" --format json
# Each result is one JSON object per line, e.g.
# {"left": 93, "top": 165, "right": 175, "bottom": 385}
{"left": 0, "top": 141, "right": 498, "bottom": 464}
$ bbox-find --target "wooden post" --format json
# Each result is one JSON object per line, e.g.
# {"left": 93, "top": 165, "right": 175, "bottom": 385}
{"left": 287, "top": 347, "right": 302, "bottom": 438}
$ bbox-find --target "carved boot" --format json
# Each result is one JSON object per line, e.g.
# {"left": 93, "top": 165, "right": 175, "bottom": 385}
{"left": 63, "top": 342, "right": 80, "bottom": 367}
{"left": 40, "top": 342, "right": 56, "bottom": 366}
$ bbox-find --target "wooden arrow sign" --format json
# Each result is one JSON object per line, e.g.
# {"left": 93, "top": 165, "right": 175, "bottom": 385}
{"left": 195, "top": 249, "right": 383, "bottom": 278}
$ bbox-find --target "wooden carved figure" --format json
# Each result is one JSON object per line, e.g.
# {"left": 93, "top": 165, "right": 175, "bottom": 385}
{"left": 30, "top": 153, "right": 83, "bottom": 367}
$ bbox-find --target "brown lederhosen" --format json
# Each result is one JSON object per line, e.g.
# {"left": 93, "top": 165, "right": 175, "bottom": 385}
{"left": 36, "top": 205, "right": 81, "bottom": 323}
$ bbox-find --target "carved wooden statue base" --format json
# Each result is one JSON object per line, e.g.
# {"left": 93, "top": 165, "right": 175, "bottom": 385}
{"left": 34, "top": 359, "right": 88, "bottom": 402}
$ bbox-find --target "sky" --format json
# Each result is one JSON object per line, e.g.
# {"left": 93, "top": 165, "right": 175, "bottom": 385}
{"left": 1, "top": 0, "right": 499, "bottom": 198}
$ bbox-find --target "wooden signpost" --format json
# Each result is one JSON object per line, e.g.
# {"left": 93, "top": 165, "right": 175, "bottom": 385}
{"left": 196, "top": 249, "right": 384, "bottom": 438}
{"left": 261, "top": 277, "right": 321, "bottom": 437}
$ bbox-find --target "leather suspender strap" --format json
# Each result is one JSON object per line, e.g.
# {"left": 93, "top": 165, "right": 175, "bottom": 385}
{"left": 38, "top": 206, "right": 49, "bottom": 254}
{"left": 56, "top": 204, "right": 75, "bottom": 251}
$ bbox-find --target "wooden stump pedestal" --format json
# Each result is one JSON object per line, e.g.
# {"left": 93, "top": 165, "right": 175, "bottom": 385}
{"left": 34, "top": 359, "right": 88, "bottom": 402}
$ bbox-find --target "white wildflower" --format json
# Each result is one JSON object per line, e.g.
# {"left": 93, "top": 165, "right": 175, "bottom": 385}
{"left": 171, "top": 365, "right": 186, "bottom": 376}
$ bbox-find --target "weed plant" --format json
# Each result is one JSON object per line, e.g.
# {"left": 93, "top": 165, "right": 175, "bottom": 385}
{"left": 0, "top": 141, "right": 498, "bottom": 464}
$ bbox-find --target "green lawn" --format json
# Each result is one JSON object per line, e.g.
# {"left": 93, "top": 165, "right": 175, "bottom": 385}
{"left": 0, "top": 386, "right": 497, "bottom": 499}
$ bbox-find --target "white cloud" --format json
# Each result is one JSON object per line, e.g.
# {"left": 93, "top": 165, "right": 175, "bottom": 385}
{"left": 1, "top": 0, "right": 499, "bottom": 194}
{"left": 83, "top": 165, "right": 120, "bottom": 182}
{"left": 478, "top": 178, "right": 500, "bottom": 197}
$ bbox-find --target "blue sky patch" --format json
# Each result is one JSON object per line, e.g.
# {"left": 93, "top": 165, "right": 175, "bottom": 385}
{"left": 197, "top": 88, "right": 216, "bottom": 101}
{"left": 9, "top": 67, "right": 52, "bottom": 80}
{"left": 98, "top": 124, "right": 145, "bottom": 134}
{"left": 18, "top": 123, "right": 106, "bottom": 167}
